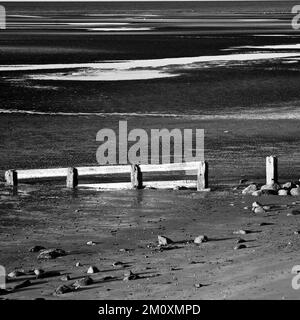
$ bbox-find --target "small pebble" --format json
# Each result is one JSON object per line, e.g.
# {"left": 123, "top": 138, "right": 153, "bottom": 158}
{"left": 233, "top": 230, "right": 248, "bottom": 235}
{"left": 60, "top": 275, "right": 71, "bottom": 281}
{"left": 194, "top": 235, "right": 208, "bottom": 244}
{"left": 158, "top": 235, "right": 173, "bottom": 246}
{"left": 87, "top": 266, "right": 99, "bottom": 274}
{"left": 234, "top": 244, "right": 247, "bottom": 250}
{"left": 123, "top": 270, "right": 139, "bottom": 281}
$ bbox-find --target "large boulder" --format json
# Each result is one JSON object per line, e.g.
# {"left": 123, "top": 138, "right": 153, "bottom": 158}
{"left": 260, "top": 183, "right": 281, "bottom": 192}
{"left": 242, "top": 184, "right": 258, "bottom": 195}
{"left": 291, "top": 187, "right": 300, "bottom": 196}
{"left": 278, "top": 189, "right": 289, "bottom": 196}
{"left": 252, "top": 190, "right": 262, "bottom": 197}
{"left": 281, "top": 182, "right": 297, "bottom": 190}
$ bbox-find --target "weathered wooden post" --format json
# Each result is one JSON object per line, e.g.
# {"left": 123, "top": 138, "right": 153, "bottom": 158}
{"left": 5, "top": 170, "right": 18, "bottom": 187}
{"left": 131, "top": 164, "right": 143, "bottom": 189}
{"left": 197, "top": 161, "right": 208, "bottom": 191}
{"left": 266, "top": 156, "right": 278, "bottom": 185}
{"left": 66, "top": 167, "right": 78, "bottom": 189}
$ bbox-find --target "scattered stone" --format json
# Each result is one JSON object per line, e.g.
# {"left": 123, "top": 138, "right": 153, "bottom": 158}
{"left": 234, "top": 244, "right": 247, "bottom": 250}
{"left": 260, "top": 183, "right": 281, "bottom": 192}
{"left": 119, "top": 248, "right": 129, "bottom": 252}
{"left": 72, "top": 276, "right": 93, "bottom": 289}
{"left": 37, "top": 248, "right": 67, "bottom": 260}
{"left": 278, "top": 189, "right": 289, "bottom": 196}
{"left": 233, "top": 230, "right": 248, "bottom": 235}
{"left": 281, "top": 182, "right": 297, "bottom": 190}
{"left": 123, "top": 270, "right": 139, "bottom": 281}
{"left": 194, "top": 283, "right": 203, "bottom": 288}
{"left": 253, "top": 206, "right": 265, "bottom": 214}
{"left": 87, "top": 266, "right": 99, "bottom": 274}
{"left": 294, "top": 231, "right": 300, "bottom": 235}
{"left": 243, "top": 206, "right": 249, "bottom": 210}
{"left": 158, "top": 235, "right": 173, "bottom": 246}
{"left": 60, "top": 275, "right": 71, "bottom": 281}
{"left": 54, "top": 284, "right": 74, "bottom": 295}
{"left": 112, "top": 261, "right": 124, "bottom": 267}
{"left": 262, "top": 206, "right": 271, "bottom": 210}
{"left": 252, "top": 201, "right": 262, "bottom": 208}
{"left": 236, "top": 238, "right": 246, "bottom": 244}
{"left": 29, "top": 245, "right": 45, "bottom": 253}
{"left": 252, "top": 191, "right": 262, "bottom": 197}
{"left": 86, "top": 241, "right": 96, "bottom": 246}
{"left": 7, "top": 270, "right": 25, "bottom": 278}
{"left": 75, "top": 262, "right": 81, "bottom": 267}
{"left": 194, "top": 235, "right": 208, "bottom": 244}
{"left": 34, "top": 269, "right": 44, "bottom": 277}
{"left": 242, "top": 184, "right": 257, "bottom": 195}
{"left": 239, "top": 179, "right": 248, "bottom": 185}
{"left": 291, "top": 188, "right": 300, "bottom": 196}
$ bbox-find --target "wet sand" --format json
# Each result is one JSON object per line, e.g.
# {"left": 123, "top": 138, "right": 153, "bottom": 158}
{"left": 0, "top": 117, "right": 299, "bottom": 183}
{"left": 1, "top": 183, "right": 300, "bottom": 300}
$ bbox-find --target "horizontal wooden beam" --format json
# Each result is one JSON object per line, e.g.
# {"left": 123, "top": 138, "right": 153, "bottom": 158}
{"left": 79, "top": 180, "right": 198, "bottom": 190}
{"left": 12, "top": 161, "right": 200, "bottom": 181}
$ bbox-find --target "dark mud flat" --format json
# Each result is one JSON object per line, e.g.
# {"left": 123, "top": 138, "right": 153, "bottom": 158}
{"left": 1, "top": 184, "right": 300, "bottom": 299}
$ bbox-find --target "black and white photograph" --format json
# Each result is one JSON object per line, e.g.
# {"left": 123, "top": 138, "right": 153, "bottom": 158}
{"left": 1, "top": 0, "right": 300, "bottom": 307}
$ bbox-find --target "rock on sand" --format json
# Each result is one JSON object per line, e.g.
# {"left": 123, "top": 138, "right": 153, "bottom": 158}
{"left": 242, "top": 184, "right": 257, "bottom": 195}
{"left": 194, "top": 235, "right": 208, "bottom": 244}
{"left": 158, "top": 235, "right": 173, "bottom": 246}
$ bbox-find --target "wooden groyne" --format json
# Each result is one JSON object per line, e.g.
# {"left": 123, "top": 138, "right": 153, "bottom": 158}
{"left": 3, "top": 155, "right": 283, "bottom": 192}
{"left": 4, "top": 161, "right": 210, "bottom": 191}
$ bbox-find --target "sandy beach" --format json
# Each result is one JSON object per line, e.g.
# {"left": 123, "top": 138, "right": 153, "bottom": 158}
{"left": 0, "top": 181, "right": 300, "bottom": 300}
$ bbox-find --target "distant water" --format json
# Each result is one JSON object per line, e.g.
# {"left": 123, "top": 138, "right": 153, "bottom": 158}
{"left": 0, "top": 1, "right": 300, "bottom": 176}
{"left": 0, "top": 1, "right": 300, "bottom": 117}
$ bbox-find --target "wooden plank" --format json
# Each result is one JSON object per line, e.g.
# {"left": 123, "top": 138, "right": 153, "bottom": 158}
{"left": 79, "top": 180, "right": 197, "bottom": 190}
{"left": 13, "top": 161, "right": 200, "bottom": 180}
{"left": 17, "top": 168, "right": 68, "bottom": 180}
{"left": 140, "top": 161, "right": 199, "bottom": 173}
